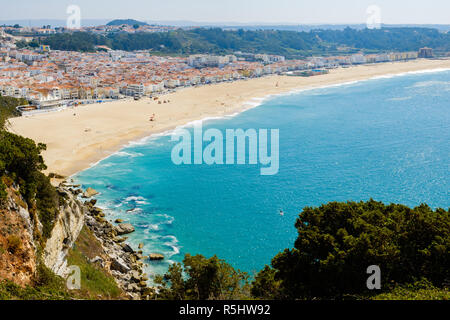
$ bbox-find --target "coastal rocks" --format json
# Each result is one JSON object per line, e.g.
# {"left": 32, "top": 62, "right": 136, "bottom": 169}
{"left": 83, "top": 187, "right": 99, "bottom": 198}
{"left": 114, "top": 236, "right": 127, "bottom": 243}
{"left": 130, "top": 270, "right": 142, "bottom": 283}
{"left": 127, "top": 283, "right": 141, "bottom": 293}
{"left": 91, "top": 207, "right": 104, "bottom": 216}
{"left": 111, "top": 257, "right": 131, "bottom": 274}
{"left": 121, "top": 243, "right": 135, "bottom": 254}
{"left": 90, "top": 256, "right": 104, "bottom": 266}
{"left": 149, "top": 253, "right": 165, "bottom": 261}
{"left": 115, "top": 223, "right": 135, "bottom": 235}
{"left": 115, "top": 219, "right": 124, "bottom": 223}
{"left": 77, "top": 186, "right": 151, "bottom": 299}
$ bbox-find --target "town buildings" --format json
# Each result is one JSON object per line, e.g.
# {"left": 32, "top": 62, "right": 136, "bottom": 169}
{"left": 0, "top": 26, "right": 425, "bottom": 110}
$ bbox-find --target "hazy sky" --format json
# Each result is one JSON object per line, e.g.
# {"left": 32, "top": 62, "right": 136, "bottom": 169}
{"left": 1, "top": 0, "right": 450, "bottom": 24}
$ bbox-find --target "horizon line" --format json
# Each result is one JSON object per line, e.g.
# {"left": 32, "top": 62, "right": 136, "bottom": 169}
{"left": 1, "top": 18, "right": 450, "bottom": 26}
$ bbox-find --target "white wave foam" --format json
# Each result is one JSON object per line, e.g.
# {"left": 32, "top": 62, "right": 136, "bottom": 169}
{"left": 156, "top": 214, "right": 175, "bottom": 225}
{"left": 370, "top": 68, "right": 450, "bottom": 81}
{"left": 125, "top": 208, "right": 143, "bottom": 214}
{"left": 388, "top": 96, "right": 412, "bottom": 101}
{"left": 114, "top": 151, "right": 144, "bottom": 158}
{"left": 165, "top": 244, "right": 180, "bottom": 257}
{"left": 161, "top": 235, "right": 179, "bottom": 243}
{"left": 409, "top": 80, "right": 450, "bottom": 88}
{"left": 146, "top": 224, "right": 160, "bottom": 231}
{"left": 124, "top": 196, "right": 147, "bottom": 202}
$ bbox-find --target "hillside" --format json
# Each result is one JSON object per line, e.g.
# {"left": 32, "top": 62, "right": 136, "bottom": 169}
{"left": 106, "top": 19, "right": 148, "bottom": 26}
{"left": 38, "top": 27, "right": 450, "bottom": 57}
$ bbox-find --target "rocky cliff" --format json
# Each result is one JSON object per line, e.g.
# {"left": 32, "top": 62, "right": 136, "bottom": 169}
{"left": 42, "top": 187, "right": 85, "bottom": 276}
{"left": 0, "top": 185, "right": 85, "bottom": 283}
{"left": 0, "top": 187, "right": 37, "bottom": 286}
{"left": 1, "top": 183, "right": 152, "bottom": 300}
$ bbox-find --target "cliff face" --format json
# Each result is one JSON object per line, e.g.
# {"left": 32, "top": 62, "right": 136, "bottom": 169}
{"left": 0, "top": 185, "right": 85, "bottom": 284}
{"left": 42, "top": 188, "right": 85, "bottom": 276}
{"left": 1, "top": 184, "right": 149, "bottom": 299}
{"left": 0, "top": 188, "right": 37, "bottom": 286}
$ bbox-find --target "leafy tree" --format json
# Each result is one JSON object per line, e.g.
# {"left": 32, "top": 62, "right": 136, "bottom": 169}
{"left": 252, "top": 200, "right": 450, "bottom": 299}
{"left": 250, "top": 265, "right": 282, "bottom": 299}
{"left": 0, "top": 95, "right": 27, "bottom": 129}
{"left": 155, "top": 254, "right": 250, "bottom": 300}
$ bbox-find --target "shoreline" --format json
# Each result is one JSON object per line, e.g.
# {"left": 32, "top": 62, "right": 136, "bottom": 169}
{"left": 8, "top": 59, "right": 450, "bottom": 178}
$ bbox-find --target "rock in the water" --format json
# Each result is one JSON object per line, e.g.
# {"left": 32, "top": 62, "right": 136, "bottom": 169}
{"left": 83, "top": 187, "right": 99, "bottom": 198}
{"left": 115, "top": 223, "right": 135, "bottom": 235}
{"left": 149, "top": 253, "right": 164, "bottom": 261}
{"left": 138, "top": 243, "right": 144, "bottom": 249}
{"left": 115, "top": 219, "right": 124, "bottom": 224}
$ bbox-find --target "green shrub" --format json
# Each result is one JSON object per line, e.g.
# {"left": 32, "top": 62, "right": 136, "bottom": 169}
{"left": 372, "top": 279, "right": 450, "bottom": 300}
{"left": 0, "top": 129, "right": 60, "bottom": 241}
{"left": 34, "top": 172, "right": 59, "bottom": 240}
{"left": 155, "top": 254, "right": 250, "bottom": 300}
{"left": 6, "top": 235, "right": 22, "bottom": 254}
{"left": 0, "top": 179, "right": 6, "bottom": 204}
{"left": 0, "top": 265, "right": 70, "bottom": 300}
{"left": 251, "top": 265, "right": 282, "bottom": 299}
{"left": 66, "top": 246, "right": 121, "bottom": 299}
{"left": 0, "top": 95, "right": 27, "bottom": 129}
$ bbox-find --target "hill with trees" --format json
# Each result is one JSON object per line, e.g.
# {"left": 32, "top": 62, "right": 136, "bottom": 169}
{"left": 106, "top": 19, "right": 148, "bottom": 27}
{"left": 37, "top": 27, "right": 450, "bottom": 57}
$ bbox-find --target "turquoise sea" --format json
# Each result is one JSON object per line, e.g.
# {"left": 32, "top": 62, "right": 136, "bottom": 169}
{"left": 74, "top": 69, "right": 450, "bottom": 278}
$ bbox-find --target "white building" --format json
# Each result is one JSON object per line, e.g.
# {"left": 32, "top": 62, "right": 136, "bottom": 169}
{"left": 126, "top": 84, "right": 145, "bottom": 97}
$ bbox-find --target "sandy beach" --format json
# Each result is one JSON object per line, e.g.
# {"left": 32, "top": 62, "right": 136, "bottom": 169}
{"left": 8, "top": 58, "right": 450, "bottom": 177}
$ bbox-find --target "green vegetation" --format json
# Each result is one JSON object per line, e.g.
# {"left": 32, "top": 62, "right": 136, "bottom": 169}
{"left": 39, "top": 27, "right": 450, "bottom": 57}
{"left": 66, "top": 227, "right": 122, "bottom": 299}
{"left": 0, "top": 96, "right": 59, "bottom": 244}
{"left": 254, "top": 200, "right": 449, "bottom": 299}
{"left": 155, "top": 254, "right": 250, "bottom": 300}
{"left": 155, "top": 201, "right": 449, "bottom": 300}
{"left": 38, "top": 32, "right": 108, "bottom": 52}
{"left": 0, "top": 227, "right": 123, "bottom": 300}
{"left": 15, "top": 39, "right": 39, "bottom": 49}
{"left": 0, "top": 95, "right": 27, "bottom": 129}
{"left": 0, "top": 264, "right": 70, "bottom": 300}
{"left": 371, "top": 279, "right": 449, "bottom": 300}
{"left": 106, "top": 19, "right": 148, "bottom": 27}
{"left": 6, "top": 235, "right": 22, "bottom": 254}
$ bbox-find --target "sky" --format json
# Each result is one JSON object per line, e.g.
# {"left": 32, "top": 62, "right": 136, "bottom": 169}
{"left": 1, "top": 0, "right": 450, "bottom": 25}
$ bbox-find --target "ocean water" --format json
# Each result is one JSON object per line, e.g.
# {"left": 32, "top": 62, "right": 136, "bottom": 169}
{"left": 74, "top": 70, "right": 450, "bottom": 278}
